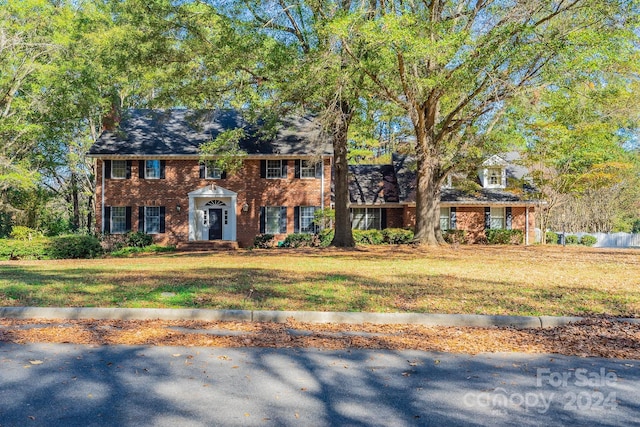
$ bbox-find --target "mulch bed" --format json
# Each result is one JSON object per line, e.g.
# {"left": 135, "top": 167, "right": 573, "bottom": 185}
{"left": 1, "top": 317, "right": 639, "bottom": 359}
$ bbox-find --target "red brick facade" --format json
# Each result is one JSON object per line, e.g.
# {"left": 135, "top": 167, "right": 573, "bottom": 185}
{"left": 96, "top": 158, "right": 332, "bottom": 247}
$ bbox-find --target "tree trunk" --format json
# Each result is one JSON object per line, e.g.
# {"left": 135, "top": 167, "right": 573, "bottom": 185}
{"left": 70, "top": 172, "right": 80, "bottom": 231}
{"left": 330, "top": 105, "right": 355, "bottom": 248}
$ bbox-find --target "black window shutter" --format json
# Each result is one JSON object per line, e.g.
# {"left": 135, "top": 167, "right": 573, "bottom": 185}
{"left": 381, "top": 209, "right": 387, "bottom": 229}
{"left": 259, "top": 207, "right": 265, "bottom": 233}
{"left": 139, "top": 207, "right": 145, "bottom": 232}
{"left": 139, "top": 160, "right": 145, "bottom": 178}
{"left": 450, "top": 207, "right": 457, "bottom": 229}
{"left": 104, "top": 206, "right": 111, "bottom": 233}
{"left": 279, "top": 206, "right": 287, "bottom": 233}
{"left": 260, "top": 160, "right": 266, "bottom": 178}
{"left": 104, "top": 160, "right": 111, "bottom": 179}
{"left": 506, "top": 207, "right": 513, "bottom": 230}
{"left": 315, "top": 161, "right": 322, "bottom": 179}
{"left": 281, "top": 161, "right": 288, "bottom": 178}
{"left": 199, "top": 163, "right": 205, "bottom": 179}
{"left": 221, "top": 170, "right": 227, "bottom": 179}
{"left": 125, "top": 206, "right": 132, "bottom": 232}
{"left": 294, "top": 206, "right": 300, "bottom": 233}
{"left": 125, "top": 161, "right": 132, "bottom": 179}
{"left": 484, "top": 207, "right": 491, "bottom": 230}
{"left": 160, "top": 160, "right": 166, "bottom": 179}
{"left": 294, "top": 160, "right": 301, "bottom": 179}
{"left": 159, "top": 206, "right": 166, "bottom": 233}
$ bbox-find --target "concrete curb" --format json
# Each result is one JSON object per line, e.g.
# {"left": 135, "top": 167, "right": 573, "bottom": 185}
{"left": 2, "top": 307, "right": 638, "bottom": 329}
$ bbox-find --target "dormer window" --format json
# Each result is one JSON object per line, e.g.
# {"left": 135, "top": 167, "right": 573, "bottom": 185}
{"left": 488, "top": 168, "right": 501, "bottom": 186}
{"left": 482, "top": 167, "right": 506, "bottom": 188}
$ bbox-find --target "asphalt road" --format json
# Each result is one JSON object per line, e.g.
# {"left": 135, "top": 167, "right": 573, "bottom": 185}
{"left": 0, "top": 343, "right": 638, "bottom": 426}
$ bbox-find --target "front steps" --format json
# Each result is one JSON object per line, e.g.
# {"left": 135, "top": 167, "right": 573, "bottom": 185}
{"left": 176, "top": 240, "right": 239, "bottom": 251}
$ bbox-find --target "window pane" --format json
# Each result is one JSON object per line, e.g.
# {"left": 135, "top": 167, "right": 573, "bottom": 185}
{"left": 489, "top": 169, "right": 501, "bottom": 185}
{"left": 300, "top": 160, "right": 315, "bottom": 178}
{"left": 300, "top": 206, "right": 315, "bottom": 233}
{"left": 111, "top": 206, "right": 126, "bottom": 233}
{"left": 146, "top": 160, "right": 160, "bottom": 179}
{"left": 367, "top": 209, "right": 381, "bottom": 230}
{"left": 266, "top": 160, "right": 282, "bottom": 178}
{"left": 440, "top": 207, "right": 450, "bottom": 231}
{"left": 145, "top": 206, "right": 160, "bottom": 234}
{"left": 265, "top": 207, "right": 281, "bottom": 234}
{"left": 111, "top": 160, "right": 126, "bottom": 179}
{"left": 206, "top": 165, "right": 222, "bottom": 179}
{"left": 491, "top": 207, "right": 504, "bottom": 229}
{"left": 351, "top": 208, "right": 366, "bottom": 230}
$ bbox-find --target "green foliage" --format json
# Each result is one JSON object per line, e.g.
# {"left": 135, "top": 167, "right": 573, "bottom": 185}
{"left": 125, "top": 232, "right": 153, "bottom": 248}
{"left": 0, "top": 237, "right": 50, "bottom": 260}
{"left": 282, "top": 233, "right": 317, "bottom": 248}
{"left": 580, "top": 235, "right": 598, "bottom": 247}
{"left": 443, "top": 230, "right": 468, "bottom": 245}
{"left": 565, "top": 235, "right": 580, "bottom": 245}
{"left": 381, "top": 228, "right": 414, "bottom": 244}
{"left": 545, "top": 231, "right": 559, "bottom": 245}
{"left": 353, "top": 229, "right": 384, "bottom": 245}
{"left": 9, "top": 226, "right": 41, "bottom": 240}
{"left": 486, "top": 229, "right": 524, "bottom": 245}
{"left": 632, "top": 219, "right": 640, "bottom": 234}
{"left": 318, "top": 229, "right": 335, "bottom": 247}
{"left": 49, "top": 235, "right": 102, "bottom": 259}
{"left": 252, "top": 234, "right": 277, "bottom": 249}
{"left": 313, "top": 209, "right": 335, "bottom": 230}
{"left": 199, "top": 129, "right": 248, "bottom": 174}
{"left": 110, "top": 244, "right": 176, "bottom": 257}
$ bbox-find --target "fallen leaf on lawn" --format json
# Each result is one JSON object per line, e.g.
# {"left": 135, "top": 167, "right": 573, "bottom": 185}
{"left": 29, "top": 360, "right": 43, "bottom": 365}
{"left": 172, "top": 354, "right": 181, "bottom": 357}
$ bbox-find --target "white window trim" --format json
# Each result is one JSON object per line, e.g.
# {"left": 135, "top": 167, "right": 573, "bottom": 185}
{"left": 145, "top": 206, "right": 161, "bottom": 234}
{"left": 110, "top": 206, "right": 127, "bottom": 234}
{"left": 205, "top": 164, "right": 222, "bottom": 179}
{"left": 490, "top": 207, "right": 505, "bottom": 230}
{"left": 145, "top": 160, "right": 161, "bottom": 179}
{"left": 265, "top": 206, "right": 282, "bottom": 234}
{"left": 299, "top": 206, "right": 316, "bottom": 233}
{"left": 300, "top": 160, "right": 316, "bottom": 179}
{"left": 111, "top": 160, "right": 127, "bottom": 180}
{"left": 266, "top": 160, "right": 283, "bottom": 179}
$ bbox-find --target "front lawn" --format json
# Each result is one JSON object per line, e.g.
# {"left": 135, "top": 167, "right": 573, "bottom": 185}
{"left": 0, "top": 245, "right": 638, "bottom": 317}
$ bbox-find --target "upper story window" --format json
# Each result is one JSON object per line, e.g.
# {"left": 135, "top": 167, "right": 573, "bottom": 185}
{"left": 206, "top": 165, "right": 223, "bottom": 179}
{"left": 105, "top": 160, "right": 131, "bottom": 179}
{"left": 267, "top": 160, "right": 283, "bottom": 178}
{"left": 145, "top": 160, "right": 161, "bottom": 179}
{"left": 488, "top": 169, "right": 501, "bottom": 186}
{"left": 300, "top": 160, "right": 316, "bottom": 178}
{"left": 111, "top": 160, "right": 127, "bottom": 179}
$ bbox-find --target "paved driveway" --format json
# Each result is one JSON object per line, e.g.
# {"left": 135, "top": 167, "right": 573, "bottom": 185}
{"left": 0, "top": 343, "right": 638, "bottom": 426}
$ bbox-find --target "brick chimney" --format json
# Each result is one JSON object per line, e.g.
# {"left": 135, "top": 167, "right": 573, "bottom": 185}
{"left": 102, "top": 104, "right": 121, "bottom": 131}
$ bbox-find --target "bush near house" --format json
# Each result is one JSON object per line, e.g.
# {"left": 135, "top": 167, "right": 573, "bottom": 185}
{"left": 381, "top": 228, "right": 414, "bottom": 244}
{"left": 9, "top": 226, "right": 42, "bottom": 240}
{"left": 443, "top": 230, "right": 467, "bottom": 244}
{"left": 252, "top": 234, "right": 277, "bottom": 248}
{"left": 486, "top": 229, "right": 524, "bottom": 245}
{"left": 0, "top": 234, "right": 103, "bottom": 260}
{"left": 0, "top": 238, "right": 50, "bottom": 260}
{"left": 282, "top": 233, "right": 317, "bottom": 248}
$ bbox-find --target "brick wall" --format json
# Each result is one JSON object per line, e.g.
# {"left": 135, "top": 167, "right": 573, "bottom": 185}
{"left": 96, "top": 158, "right": 332, "bottom": 247}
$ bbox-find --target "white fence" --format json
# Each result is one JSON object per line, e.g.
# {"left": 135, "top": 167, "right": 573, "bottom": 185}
{"left": 536, "top": 230, "right": 640, "bottom": 248}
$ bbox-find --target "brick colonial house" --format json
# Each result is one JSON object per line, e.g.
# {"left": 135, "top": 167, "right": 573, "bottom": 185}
{"left": 88, "top": 109, "right": 537, "bottom": 247}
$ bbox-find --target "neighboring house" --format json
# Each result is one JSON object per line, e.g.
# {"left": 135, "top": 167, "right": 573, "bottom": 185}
{"left": 88, "top": 109, "right": 538, "bottom": 247}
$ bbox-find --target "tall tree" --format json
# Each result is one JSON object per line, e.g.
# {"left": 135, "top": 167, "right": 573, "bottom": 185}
{"left": 333, "top": 0, "right": 639, "bottom": 245}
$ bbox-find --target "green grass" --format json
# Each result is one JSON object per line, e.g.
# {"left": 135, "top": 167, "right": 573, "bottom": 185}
{"left": 0, "top": 245, "right": 639, "bottom": 317}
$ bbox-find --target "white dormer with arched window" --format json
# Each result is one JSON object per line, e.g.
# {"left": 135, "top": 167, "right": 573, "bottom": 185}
{"left": 479, "top": 155, "right": 507, "bottom": 189}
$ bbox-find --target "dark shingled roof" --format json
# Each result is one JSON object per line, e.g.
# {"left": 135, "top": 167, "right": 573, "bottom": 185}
{"left": 89, "top": 109, "right": 332, "bottom": 157}
{"left": 348, "top": 164, "right": 399, "bottom": 205}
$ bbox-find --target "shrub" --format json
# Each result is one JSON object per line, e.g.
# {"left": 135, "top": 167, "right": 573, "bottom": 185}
{"left": 565, "top": 234, "right": 579, "bottom": 245}
{"left": 253, "top": 234, "right": 277, "bottom": 249}
{"left": 10, "top": 226, "right": 41, "bottom": 240}
{"left": 110, "top": 244, "right": 176, "bottom": 257}
{"left": 126, "top": 231, "right": 153, "bottom": 248}
{"left": 545, "top": 231, "right": 559, "bottom": 245}
{"left": 353, "top": 229, "right": 384, "bottom": 245}
{"left": 486, "top": 229, "right": 524, "bottom": 245}
{"left": 317, "top": 229, "right": 334, "bottom": 247}
{"left": 0, "top": 238, "right": 50, "bottom": 260}
{"left": 382, "top": 228, "right": 414, "bottom": 244}
{"left": 443, "top": 230, "right": 467, "bottom": 245}
{"left": 580, "top": 235, "right": 597, "bottom": 247}
{"left": 49, "top": 234, "right": 103, "bottom": 259}
{"left": 282, "top": 233, "right": 316, "bottom": 248}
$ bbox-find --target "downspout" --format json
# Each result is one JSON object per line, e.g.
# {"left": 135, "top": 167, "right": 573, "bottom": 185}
{"left": 525, "top": 206, "right": 529, "bottom": 245}
{"left": 101, "top": 159, "right": 105, "bottom": 233}
{"left": 321, "top": 157, "right": 325, "bottom": 212}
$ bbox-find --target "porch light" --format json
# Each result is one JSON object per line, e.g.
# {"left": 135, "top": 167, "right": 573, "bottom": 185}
{"left": 176, "top": 203, "right": 181, "bottom": 212}
{"left": 242, "top": 202, "right": 249, "bottom": 213}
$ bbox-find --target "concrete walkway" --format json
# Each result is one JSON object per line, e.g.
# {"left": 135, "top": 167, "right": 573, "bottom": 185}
{"left": 1, "top": 306, "right": 638, "bottom": 328}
